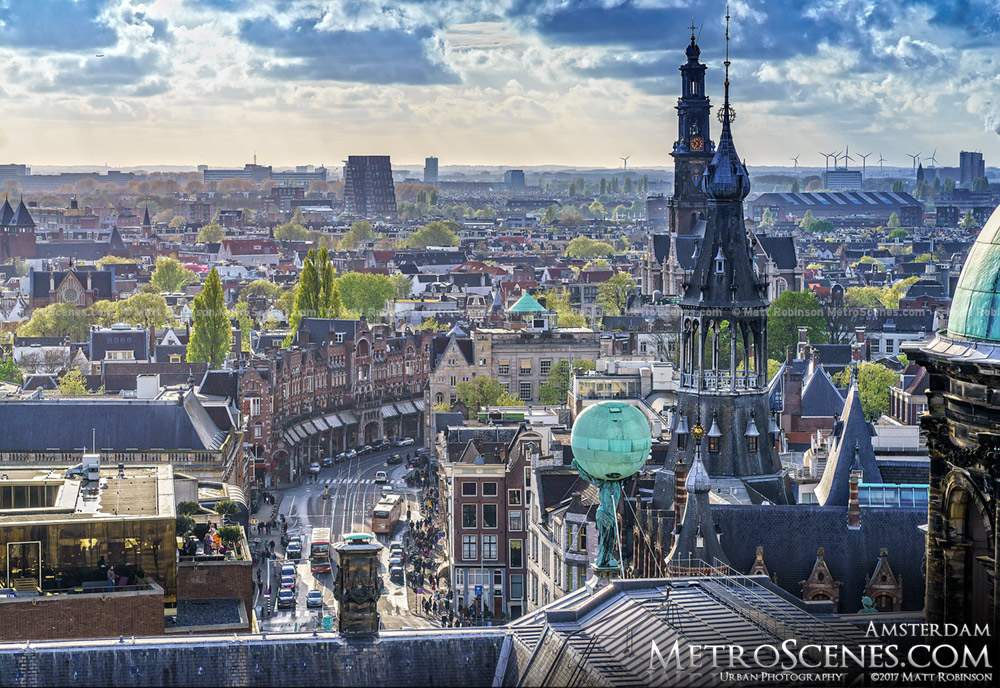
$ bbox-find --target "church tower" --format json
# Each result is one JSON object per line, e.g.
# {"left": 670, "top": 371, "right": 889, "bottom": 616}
{"left": 669, "top": 24, "right": 715, "bottom": 236}
{"left": 665, "top": 14, "right": 785, "bottom": 501}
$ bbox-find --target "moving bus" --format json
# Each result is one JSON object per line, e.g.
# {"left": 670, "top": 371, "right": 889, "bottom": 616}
{"left": 310, "top": 527, "right": 332, "bottom": 574}
{"left": 371, "top": 494, "right": 403, "bottom": 535}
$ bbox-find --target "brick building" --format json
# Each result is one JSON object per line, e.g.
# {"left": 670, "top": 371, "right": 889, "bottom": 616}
{"left": 240, "top": 318, "right": 432, "bottom": 483}
{"left": 343, "top": 155, "right": 397, "bottom": 219}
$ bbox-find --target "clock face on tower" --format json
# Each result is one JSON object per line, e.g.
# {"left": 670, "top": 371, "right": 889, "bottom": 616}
{"left": 691, "top": 137, "right": 704, "bottom": 151}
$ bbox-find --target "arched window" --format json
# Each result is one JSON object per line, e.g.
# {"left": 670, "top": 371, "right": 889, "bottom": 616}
{"left": 810, "top": 592, "right": 831, "bottom": 601}
{"left": 875, "top": 594, "right": 893, "bottom": 612}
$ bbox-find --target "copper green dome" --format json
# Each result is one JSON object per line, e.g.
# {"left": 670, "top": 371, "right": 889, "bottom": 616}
{"left": 948, "top": 204, "right": 1000, "bottom": 341}
{"left": 570, "top": 401, "right": 651, "bottom": 481}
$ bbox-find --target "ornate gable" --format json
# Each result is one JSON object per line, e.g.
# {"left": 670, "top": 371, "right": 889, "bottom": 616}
{"left": 800, "top": 547, "right": 841, "bottom": 611}
{"left": 865, "top": 548, "right": 903, "bottom": 612}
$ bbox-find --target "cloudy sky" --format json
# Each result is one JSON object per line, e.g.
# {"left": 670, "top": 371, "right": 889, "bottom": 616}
{"left": 0, "top": 0, "right": 998, "bottom": 170}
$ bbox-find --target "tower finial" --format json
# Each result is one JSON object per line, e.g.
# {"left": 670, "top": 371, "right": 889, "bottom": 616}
{"left": 689, "top": 17, "right": 697, "bottom": 42}
{"left": 724, "top": 5, "right": 731, "bottom": 100}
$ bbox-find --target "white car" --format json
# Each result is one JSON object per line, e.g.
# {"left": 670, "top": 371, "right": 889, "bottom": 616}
{"left": 309, "top": 462, "right": 321, "bottom": 474}
{"left": 374, "top": 471, "right": 388, "bottom": 484}
{"left": 396, "top": 438, "right": 415, "bottom": 447}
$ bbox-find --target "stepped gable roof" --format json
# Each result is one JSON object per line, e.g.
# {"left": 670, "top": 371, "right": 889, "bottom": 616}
{"left": 815, "top": 380, "right": 882, "bottom": 506}
{"left": 713, "top": 503, "right": 926, "bottom": 612}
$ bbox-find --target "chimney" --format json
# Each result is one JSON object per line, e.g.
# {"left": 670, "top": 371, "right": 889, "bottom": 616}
{"left": 332, "top": 534, "right": 382, "bottom": 635}
{"left": 785, "top": 344, "right": 794, "bottom": 364}
{"left": 87, "top": 271, "right": 93, "bottom": 292}
{"left": 49, "top": 273, "right": 55, "bottom": 292}
{"left": 797, "top": 327, "right": 809, "bottom": 359}
{"left": 848, "top": 468, "right": 862, "bottom": 530}
{"left": 672, "top": 459, "right": 689, "bottom": 546}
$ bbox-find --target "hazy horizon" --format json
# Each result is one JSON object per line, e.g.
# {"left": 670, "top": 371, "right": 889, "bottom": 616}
{"left": 0, "top": 2, "right": 997, "bottom": 169}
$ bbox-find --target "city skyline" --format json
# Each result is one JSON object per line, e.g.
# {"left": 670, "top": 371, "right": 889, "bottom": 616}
{"left": 0, "top": 1, "right": 997, "bottom": 168}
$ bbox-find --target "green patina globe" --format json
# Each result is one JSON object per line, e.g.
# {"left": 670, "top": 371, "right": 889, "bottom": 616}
{"left": 571, "top": 401, "right": 652, "bottom": 481}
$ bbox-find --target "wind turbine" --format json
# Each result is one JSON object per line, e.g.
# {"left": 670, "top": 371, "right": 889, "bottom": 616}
{"left": 620, "top": 155, "right": 631, "bottom": 173}
{"left": 907, "top": 152, "right": 922, "bottom": 175}
{"left": 841, "top": 145, "right": 855, "bottom": 169}
{"left": 923, "top": 148, "right": 938, "bottom": 168}
{"left": 790, "top": 155, "right": 799, "bottom": 174}
{"left": 858, "top": 152, "right": 871, "bottom": 180}
{"left": 877, "top": 154, "right": 886, "bottom": 176}
{"left": 819, "top": 151, "right": 835, "bottom": 173}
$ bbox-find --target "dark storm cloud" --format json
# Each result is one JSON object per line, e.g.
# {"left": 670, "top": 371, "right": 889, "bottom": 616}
{"left": 238, "top": 17, "right": 459, "bottom": 85}
{"left": 0, "top": 0, "right": 117, "bottom": 51}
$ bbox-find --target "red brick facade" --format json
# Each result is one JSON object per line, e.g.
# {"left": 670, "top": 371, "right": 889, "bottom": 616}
{"left": 0, "top": 587, "right": 165, "bottom": 641}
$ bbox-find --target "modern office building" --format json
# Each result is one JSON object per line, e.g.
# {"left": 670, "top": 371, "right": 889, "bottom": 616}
{"left": 823, "top": 168, "right": 863, "bottom": 190}
{"left": 424, "top": 157, "right": 439, "bottom": 184}
{"left": 343, "top": 156, "right": 397, "bottom": 218}
{"left": 959, "top": 150, "right": 986, "bottom": 186}
{"left": 503, "top": 170, "right": 525, "bottom": 188}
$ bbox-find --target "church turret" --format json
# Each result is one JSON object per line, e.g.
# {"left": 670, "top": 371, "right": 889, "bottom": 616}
{"left": 669, "top": 22, "right": 715, "bottom": 236}
{"left": 665, "top": 11, "right": 784, "bottom": 498}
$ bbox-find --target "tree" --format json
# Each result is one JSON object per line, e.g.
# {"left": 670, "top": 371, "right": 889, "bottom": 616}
{"left": 197, "top": 223, "right": 224, "bottom": 243}
{"left": 456, "top": 377, "right": 517, "bottom": 415}
{"left": 187, "top": 268, "right": 231, "bottom": 367}
{"left": 336, "top": 272, "right": 395, "bottom": 319}
{"left": 760, "top": 208, "right": 775, "bottom": 227}
{"left": 853, "top": 255, "right": 885, "bottom": 272}
{"left": 217, "top": 526, "right": 244, "bottom": 552}
{"left": 415, "top": 317, "right": 446, "bottom": 332}
{"left": 541, "top": 287, "right": 586, "bottom": 328}
{"left": 913, "top": 253, "right": 934, "bottom": 263}
{"left": 538, "top": 359, "right": 595, "bottom": 405}
{"left": 588, "top": 200, "right": 606, "bottom": 218}
{"left": 168, "top": 215, "right": 186, "bottom": 228}
{"left": 176, "top": 515, "right": 196, "bottom": 538}
{"left": 972, "top": 176, "right": 990, "bottom": 193}
{"left": 855, "top": 362, "right": 900, "bottom": 419}
{"left": 887, "top": 212, "right": 900, "bottom": 228}
{"left": 239, "top": 279, "right": 282, "bottom": 312}
{"left": 881, "top": 276, "right": 920, "bottom": 309}
{"left": 285, "top": 250, "right": 322, "bottom": 341}
{"left": 959, "top": 210, "right": 980, "bottom": 229}
{"left": 0, "top": 333, "right": 22, "bottom": 385}
{"left": 150, "top": 256, "right": 197, "bottom": 293}
{"left": 390, "top": 274, "right": 413, "bottom": 300}
{"left": 274, "top": 222, "right": 309, "bottom": 241}
{"left": 116, "top": 293, "right": 173, "bottom": 331}
{"left": 891, "top": 180, "right": 904, "bottom": 193}
{"left": 806, "top": 220, "right": 834, "bottom": 234}
{"left": 844, "top": 286, "right": 885, "bottom": 309}
{"left": 541, "top": 205, "right": 557, "bottom": 226}
{"left": 177, "top": 501, "right": 201, "bottom": 516}
{"left": 57, "top": 368, "right": 91, "bottom": 395}
{"left": 564, "top": 236, "right": 615, "bottom": 259}
{"left": 595, "top": 272, "right": 636, "bottom": 316}
{"left": 96, "top": 255, "right": 134, "bottom": 269}
{"left": 18, "top": 302, "right": 97, "bottom": 340}
{"left": 214, "top": 499, "right": 240, "bottom": 517}
{"left": 767, "top": 359, "right": 782, "bottom": 383}
{"left": 798, "top": 210, "right": 816, "bottom": 231}
{"left": 790, "top": 180, "right": 800, "bottom": 193}
{"left": 888, "top": 228, "right": 908, "bottom": 240}
{"left": 405, "top": 221, "right": 461, "bottom": 248}
{"left": 315, "top": 248, "right": 340, "bottom": 318}
{"left": 432, "top": 401, "right": 452, "bottom": 413}
{"left": 767, "top": 290, "right": 828, "bottom": 360}
{"left": 290, "top": 207, "right": 306, "bottom": 226}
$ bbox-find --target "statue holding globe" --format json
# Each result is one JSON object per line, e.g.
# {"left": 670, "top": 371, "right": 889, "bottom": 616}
{"left": 570, "top": 401, "right": 652, "bottom": 575}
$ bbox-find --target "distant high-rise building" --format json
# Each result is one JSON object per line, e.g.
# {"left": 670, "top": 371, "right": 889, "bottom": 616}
{"left": 343, "top": 156, "right": 397, "bottom": 218}
{"left": 423, "top": 157, "right": 439, "bottom": 184}
{"left": 824, "top": 169, "right": 863, "bottom": 190}
{"left": 503, "top": 169, "right": 525, "bottom": 188}
{"left": 959, "top": 151, "right": 985, "bottom": 186}
{"left": 0, "top": 164, "right": 29, "bottom": 180}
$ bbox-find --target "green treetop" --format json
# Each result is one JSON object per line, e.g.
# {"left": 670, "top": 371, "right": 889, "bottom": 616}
{"left": 187, "top": 268, "right": 232, "bottom": 367}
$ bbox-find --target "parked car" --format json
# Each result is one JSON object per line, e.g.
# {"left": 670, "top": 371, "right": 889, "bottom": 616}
{"left": 376, "top": 439, "right": 391, "bottom": 450}
{"left": 286, "top": 543, "right": 302, "bottom": 560}
{"left": 389, "top": 565, "right": 405, "bottom": 584}
{"left": 277, "top": 588, "right": 295, "bottom": 609}
{"left": 374, "top": 471, "right": 388, "bottom": 484}
{"left": 309, "top": 462, "right": 321, "bottom": 475}
{"left": 280, "top": 574, "right": 296, "bottom": 591}
{"left": 281, "top": 563, "right": 296, "bottom": 578}
{"left": 389, "top": 541, "right": 404, "bottom": 555}
{"left": 321, "top": 456, "right": 334, "bottom": 467}
{"left": 335, "top": 452, "right": 347, "bottom": 463}
{"left": 389, "top": 555, "right": 403, "bottom": 568}
{"left": 396, "top": 438, "right": 415, "bottom": 447}
{"left": 345, "top": 449, "right": 358, "bottom": 459}
{"left": 306, "top": 589, "right": 323, "bottom": 608}
{"left": 387, "top": 453, "right": 402, "bottom": 465}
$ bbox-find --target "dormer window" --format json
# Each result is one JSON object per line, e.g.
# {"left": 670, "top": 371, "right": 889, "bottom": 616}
{"left": 714, "top": 247, "right": 726, "bottom": 275}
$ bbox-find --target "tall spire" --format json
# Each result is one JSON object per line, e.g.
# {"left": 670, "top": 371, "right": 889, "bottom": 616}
{"left": 705, "top": 5, "right": 749, "bottom": 201}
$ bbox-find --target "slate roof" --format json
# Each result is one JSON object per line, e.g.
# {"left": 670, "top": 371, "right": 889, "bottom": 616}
{"left": 199, "top": 370, "right": 240, "bottom": 399}
{"left": 31, "top": 270, "right": 114, "bottom": 299}
{"left": 298, "top": 318, "right": 358, "bottom": 345}
{"left": 0, "top": 199, "right": 13, "bottom": 226}
{"left": 0, "top": 394, "right": 224, "bottom": 452}
{"left": 756, "top": 235, "right": 797, "bottom": 269}
{"left": 714, "top": 504, "right": 927, "bottom": 612}
{"left": 800, "top": 366, "right": 845, "bottom": 417}
{"left": 537, "top": 469, "right": 585, "bottom": 513}
{"left": 90, "top": 327, "right": 147, "bottom": 362}
{"left": 815, "top": 381, "right": 882, "bottom": 506}
{"left": 876, "top": 460, "right": 929, "bottom": 485}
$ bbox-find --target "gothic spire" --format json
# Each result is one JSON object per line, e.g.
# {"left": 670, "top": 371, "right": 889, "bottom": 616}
{"left": 705, "top": 6, "right": 750, "bottom": 202}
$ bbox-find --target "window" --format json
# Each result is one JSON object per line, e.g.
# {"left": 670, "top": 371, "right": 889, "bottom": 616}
{"left": 498, "top": 361, "right": 510, "bottom": 376}
{"left": 253, "top": 423, "right": 263, "bottom": 439}
{"left": 169, "top": 354, "right": 181, "bottom": 363}
{"left": 483, "top": 503, "right": 498, "bottom": 528}
{"left": 462, "top": 482, "right": 477, "bottom": 497}
{"left": 520, "top": 359, "right": 532, "bottom": 374}
{"left": 510, "top": 574, "right": 523, "bottom": 600}
{"left": 519, "top": 381, "right": 532, "bottom": 401}
{"left": 462, "top": 504, "right": 477, "bottom": 529}
{"left": 554, "top": 560, "right": 562, "bottom": 588}
{"left": 748, "top": 436, "right": 758, "bottom": 453}
{"left": 509, "top": 539, "right": 523, "bottom": 568}
{"left": 462, "top": 535, "right": 477, "bottom": 560}
{"left": 482, "top": 482, "right": 498, "bottom": 497}
{"left": 578, "top": 527, "right": 587, "bottom": 552}
{"left": 456, "top": 568, "right": 464, "bottom": 586}
{"left": 508, "top": 489, "right": 522, "bottom": 506}
{"left": 540, "top": 359, "right": 552, "bottom": 376}
{"left": 493, "top": 569, "right": 503, "bottom": 586}
{"left": 335, "top": 332, "right": 344, "bottom": 344}
{"left": 708, "top": 436, "right": 720, "bottom": 453}
{"left": 483, "top": 535, "right": 498, "bottom": 560}
{"left": 509, "top": 511, "right": 523, "bottom": 531}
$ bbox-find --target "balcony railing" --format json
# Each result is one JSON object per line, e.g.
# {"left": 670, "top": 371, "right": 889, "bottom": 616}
{"left": 679, "top": 371, "right": 764, "bottom": 392}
